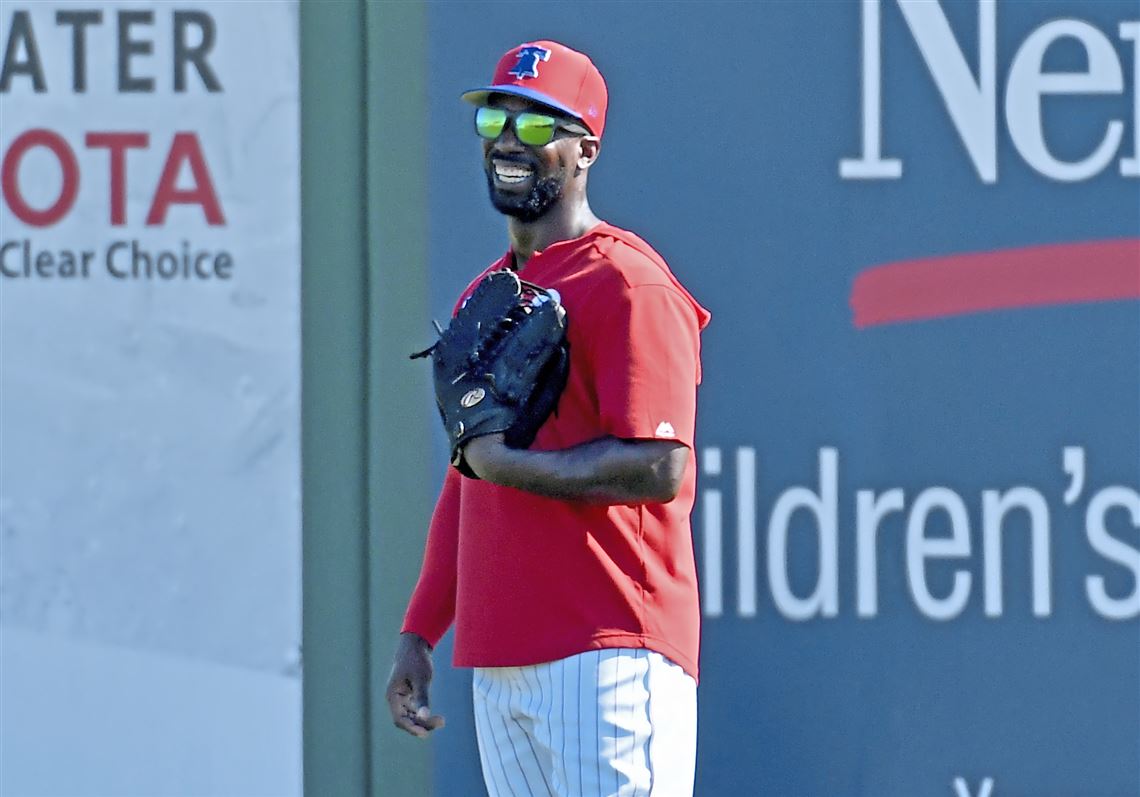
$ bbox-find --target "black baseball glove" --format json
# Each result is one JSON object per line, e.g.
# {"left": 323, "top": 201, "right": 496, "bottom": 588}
{"left": 411, "top": 270, "right": 569, "bottom": 478}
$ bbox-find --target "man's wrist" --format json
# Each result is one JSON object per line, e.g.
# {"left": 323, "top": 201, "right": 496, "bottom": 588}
{"left": 459, "top": 434, "right": 510, "bottom": 482}
{"left": 400, "top": 631, "right": 433, "bottom": 652}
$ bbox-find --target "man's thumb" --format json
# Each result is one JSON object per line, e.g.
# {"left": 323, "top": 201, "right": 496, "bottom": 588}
{"left": 410, "top": 684, "right": 430, "bottom": 712}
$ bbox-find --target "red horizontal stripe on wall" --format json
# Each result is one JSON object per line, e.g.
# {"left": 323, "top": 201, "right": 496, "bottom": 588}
{"left": 851, "top": 239, "right": 1140, "bottom": 329}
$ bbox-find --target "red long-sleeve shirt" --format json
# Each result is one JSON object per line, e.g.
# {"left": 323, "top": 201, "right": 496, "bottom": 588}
{"left": 402, "top": 223, "right": 710, "bottom": 680}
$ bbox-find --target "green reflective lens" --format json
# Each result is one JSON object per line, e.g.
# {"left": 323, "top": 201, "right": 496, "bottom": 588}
{"left": 513, "top": 113, "right": 557, "bottom": 146}
{"left": 475, "top": 107, "right": 508, "bottom": 140}
{"left": 475, "top": 107, "right": 565, "bottom": 146}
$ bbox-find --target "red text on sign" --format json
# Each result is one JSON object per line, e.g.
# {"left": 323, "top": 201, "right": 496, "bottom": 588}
{"left": 1, "top": 129, "right": 226, "bottom": 227}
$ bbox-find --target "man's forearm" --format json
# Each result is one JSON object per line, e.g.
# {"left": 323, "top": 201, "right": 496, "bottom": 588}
{"left": 402, "top": 469, "right": 461, "bottom": 645}
{"left": 464, "top": 435, "right": 689, "bottom": 504}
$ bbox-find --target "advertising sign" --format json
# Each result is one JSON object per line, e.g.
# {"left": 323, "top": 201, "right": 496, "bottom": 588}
{"left": 0, "top": 3, "right": 301, "bottom": 795}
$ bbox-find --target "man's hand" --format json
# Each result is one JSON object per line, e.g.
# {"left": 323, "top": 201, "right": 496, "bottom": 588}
{"left": 385, "top": 632, "right": 445, "bottom": 738}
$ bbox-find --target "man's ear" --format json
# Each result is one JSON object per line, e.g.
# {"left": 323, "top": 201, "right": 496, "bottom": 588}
{"left": 578, "top": 136, "right": 601, "bottom": 170}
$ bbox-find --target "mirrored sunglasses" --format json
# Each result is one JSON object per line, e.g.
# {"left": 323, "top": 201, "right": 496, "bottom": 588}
{"left": 475, "top": 106, "right": 590, "bottom": 147}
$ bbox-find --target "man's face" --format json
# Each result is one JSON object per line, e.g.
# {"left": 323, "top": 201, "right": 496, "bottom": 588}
{"left": 480, "top": 95, "right": 586, "bottom": 223}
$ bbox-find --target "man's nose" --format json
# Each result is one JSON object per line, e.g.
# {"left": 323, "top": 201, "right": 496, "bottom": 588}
{"left": 492, "top": 121, "right": 525, "bottom": 152}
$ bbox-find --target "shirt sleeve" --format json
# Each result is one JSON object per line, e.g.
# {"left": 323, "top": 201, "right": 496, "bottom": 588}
{"left": 400, "top": 466, "right": 461, "bottom": 646}
{"left": 586, "top": 282, "right": 702, "bottom": 448}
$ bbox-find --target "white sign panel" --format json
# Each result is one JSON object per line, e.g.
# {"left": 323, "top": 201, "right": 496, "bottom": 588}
{"left": 0, "top": 3, "right": 301, "bottom": 794}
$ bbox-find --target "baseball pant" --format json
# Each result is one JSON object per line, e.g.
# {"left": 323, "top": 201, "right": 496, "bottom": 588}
{"left": 472, "top": 648, "right": 697, "bottom": 797}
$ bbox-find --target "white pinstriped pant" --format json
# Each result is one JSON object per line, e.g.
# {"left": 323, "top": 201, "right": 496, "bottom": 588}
{"left": 472, "top": 648, "right": 697, "bottom": 797}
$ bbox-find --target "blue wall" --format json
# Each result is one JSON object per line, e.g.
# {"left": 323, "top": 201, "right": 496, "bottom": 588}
{"left": 423, "top": 2, "right": 1139, "bottom": 794}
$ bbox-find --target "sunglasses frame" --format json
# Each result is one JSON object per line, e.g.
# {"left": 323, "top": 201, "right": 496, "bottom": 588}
{"left": 475, "top": 106, "right": 591, "bottom": 147}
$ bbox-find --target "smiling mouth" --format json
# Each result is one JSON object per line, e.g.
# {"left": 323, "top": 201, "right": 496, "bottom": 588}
{"left": 492, "top": 159, "right": 535, "bottom": 184}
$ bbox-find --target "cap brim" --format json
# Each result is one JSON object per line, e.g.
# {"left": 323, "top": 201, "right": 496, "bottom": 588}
{"left": 461, "top": 85, "right": 591, "bottom": 131}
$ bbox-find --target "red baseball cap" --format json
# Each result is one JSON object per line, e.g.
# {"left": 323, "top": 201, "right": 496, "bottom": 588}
{"left": 461, "top": 41, "right": 608, "bottom": 138}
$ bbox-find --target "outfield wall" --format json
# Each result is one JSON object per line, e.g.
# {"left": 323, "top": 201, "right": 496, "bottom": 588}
{"left": 422, "top": 2, "right": 1139, "bottom": 796}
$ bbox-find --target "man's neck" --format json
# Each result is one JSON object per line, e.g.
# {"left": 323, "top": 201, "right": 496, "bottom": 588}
{"left": 507, "top": 202, "right": 601, "bottom": 266}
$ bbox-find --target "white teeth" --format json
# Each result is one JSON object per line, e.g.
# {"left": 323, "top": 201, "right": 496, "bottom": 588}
{"left": 494, "top": 162, "right": 533, "bottom": 183}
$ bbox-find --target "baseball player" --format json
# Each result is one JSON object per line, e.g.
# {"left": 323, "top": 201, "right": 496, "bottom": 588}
{"left": 386, "top": 40, "right": 710, "bottom": 797}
